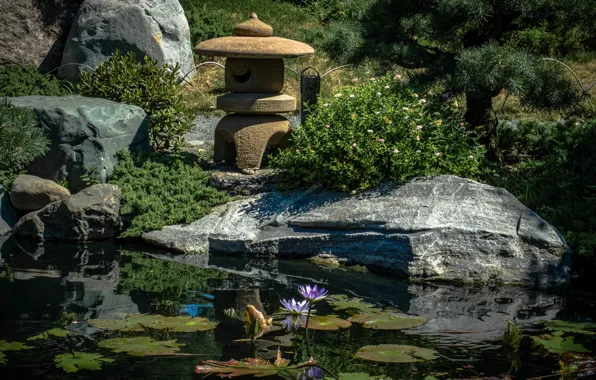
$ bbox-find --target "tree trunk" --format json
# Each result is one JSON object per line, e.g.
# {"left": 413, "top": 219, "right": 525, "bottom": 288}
{"left": 465, "top": 91, "right": 493, "bottom": 127}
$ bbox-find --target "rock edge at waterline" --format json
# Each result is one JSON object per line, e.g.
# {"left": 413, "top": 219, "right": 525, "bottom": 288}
{"left": 143, "top": 176, "right": 570, "bottom": 287}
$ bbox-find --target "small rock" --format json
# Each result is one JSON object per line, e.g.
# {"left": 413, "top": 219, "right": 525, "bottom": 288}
{"left": 0, "top": 187, "right": 19, "bottom": 236}
{"left": 10, "top": 175, "right": 70, "bottom": 212}
{"left": 12, "top": 184, "right": 122, "bottom": 242}
{"left": 185, "top": 140, "right": 205, "bottom": 147}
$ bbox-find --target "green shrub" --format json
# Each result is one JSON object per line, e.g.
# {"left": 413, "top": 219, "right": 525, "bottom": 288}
{"left": 0, "top": 99, "right": 49, "bottom": 187}
{"left": 78, "top": 51, "right": 193, "bottom": 151}
{"left": 109, "top": 151, "right": 229, "bottom": 238}
{"left": 491, "top": 119, "right": 596, "bottom": 262}
{"left": 271, "top": 75, "right": 485, "bottom": 192}
{"left": 0, "top": 64, "right": 73, "bottom": 97}
{"left": 183, "top": 3, "right": 233, "bottom": 46}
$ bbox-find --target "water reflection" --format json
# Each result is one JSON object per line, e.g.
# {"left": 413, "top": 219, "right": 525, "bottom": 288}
{"left": 0, "top": 239, "right": 587, "bottom": 380}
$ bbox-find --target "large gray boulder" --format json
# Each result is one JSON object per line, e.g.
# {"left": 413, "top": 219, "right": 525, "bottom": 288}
{"left": 143, "top": 176, "right": 570, "bottom": 287}
{"left": 9, "top": 96, "right": 149, "bottom": 192}
{"left": 10, "top": 175, "right": 71, "bottom": 212}
{"left": 59, "top": 0, "right": 196, "bottom": 83}
{"left": 0, "top": 188, "right": 18, "bottom": 236}
{"left": 13, "top": 184, "right": 122, "bottom": 242}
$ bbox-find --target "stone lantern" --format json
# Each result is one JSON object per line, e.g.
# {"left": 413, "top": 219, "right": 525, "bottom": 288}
{"left": 196, "top": 14, "right": 314, "bottom": 172}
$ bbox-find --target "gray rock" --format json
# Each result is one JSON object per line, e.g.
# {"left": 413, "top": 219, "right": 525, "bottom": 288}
{"left": 0, "top": 188, "right": 19, "bottom": 236}
{"left": 209, "top": 167, "right": 277, "bottom": 196}
{"left": 9, "top": 96, "right": 149, "bottom": 192}
{"left": 59, "top": 0, "right": 195, "bottom": 83}
{"left": 13, "top": 184, "right": 122, "bottom": 242}
{"left": 9, "top": 175, "right": 71, "bottom": 212}
{"left": 143, "top": 176, "right": 570, "bottom": 287}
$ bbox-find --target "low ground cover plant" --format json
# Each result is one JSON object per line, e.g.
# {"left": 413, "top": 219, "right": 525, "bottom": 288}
{"left": 78, "top": 51, "right": 193, "bottom": 151}
{"left": 0, "top": 64, "right": 72, "bottom": 97}
{"left": 271, "top": 75, "right": 485, "bottom": 192}
{"left": 109, "top": 151, "right": 229, "bottom": 238}
{"left": 0, "top": 99, "right": 49, "bottom": 188}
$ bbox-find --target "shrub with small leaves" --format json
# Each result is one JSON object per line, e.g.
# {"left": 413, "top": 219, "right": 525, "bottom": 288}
{"left": 0, "top": 99, "right": 49, "bottom": 177}
{"left": 109, "top": 151, "right": 229, "bottom": 238}
{"left": 271, "top": 75, "right": 485, "bottom": 192}
{"left": 78, "top": 51, "right": 193, "bottom": 151}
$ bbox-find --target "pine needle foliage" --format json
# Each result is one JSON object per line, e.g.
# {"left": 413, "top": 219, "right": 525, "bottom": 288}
{"left": 109, "top": 151, "right": 229, "bottom": 238}
{"left": 0, "top": 99, "right": 49, "bottom": 174}
{"left": 316, "top": 0, "right": 596, "bottom": 126}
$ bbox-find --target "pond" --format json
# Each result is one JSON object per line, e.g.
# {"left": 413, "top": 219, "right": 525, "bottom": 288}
{"left": 0, "top": 237, "right": 594, "bottom": 379}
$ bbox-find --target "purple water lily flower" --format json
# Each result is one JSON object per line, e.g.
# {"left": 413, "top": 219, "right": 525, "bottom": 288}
{"left": 300, "top": 366, "right": 324, "bottom": 380}
{"left": 281, "top": 314, "right": 306, "bottom": 331}
{"left": 280, "top": 298, "right": 310, "bottom": 315}
{"left": 298, "top": 284, "right": 328, "bottom": 303}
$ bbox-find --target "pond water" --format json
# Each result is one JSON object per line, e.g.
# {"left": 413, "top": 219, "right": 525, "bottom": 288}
{"left": 0, "top": 237, "right": 594, "bottom": 379}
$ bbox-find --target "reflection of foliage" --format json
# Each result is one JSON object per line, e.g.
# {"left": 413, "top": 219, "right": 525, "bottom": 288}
{"left": 54, "top": 352, "right": 114, "bottom": 373}
{"left": 89, "top": 314, "right": 218, "bottom": 333}
{"left": 196, "top": 349, "right": 316, "bottom": 378}
{"left": 27, "top": 328, "right": 70, "bottom": 341}
{"left": 543, "top": 320, "right": 596, "bottom": 335}
{"left": 354, "top": 344, "right": 439, "bottom": 363}
{"left": 531, "top": 331, "right": 591, "bottom": 354}
{"left": 98, "top": 336, "right": 185, "bottom": 357}
{"left": 502, "top": 320, "right": 522, "bottom": 373}
{"left": 57, "top": 307, "right": 75, "bottom": 329}
{"left": 0, "top": 340, "right": 34, "bottom": 364}
{"left": 327, "top": 295, "right": 380, "bottom": 315}
{"left": 118, "top": 251, "right": 227, "bottom": 300}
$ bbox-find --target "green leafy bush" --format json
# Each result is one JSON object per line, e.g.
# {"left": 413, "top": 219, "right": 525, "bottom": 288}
{"left": 109, "top": 151, "right": 229, "bottom": 238}
{"left": 78, "top": 51, "right": 193, "bottom": 151}
{"left": 491, "top": 118, "right": 596, "bottom": 262}
{"left": 271, "top": 75, "right": 485, "bottom": 192}
{"left": 0, "top": 99, "right": 49, "bottom": 187}
{"left": 0, "top": 64, "right": 72, "bottom": 97}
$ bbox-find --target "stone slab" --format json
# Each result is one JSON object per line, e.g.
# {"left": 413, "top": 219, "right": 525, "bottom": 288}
{"left": 217, "top": 93, "right": 297, "bottom": 114}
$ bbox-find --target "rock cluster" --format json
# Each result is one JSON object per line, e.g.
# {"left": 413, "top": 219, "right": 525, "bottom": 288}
{"left": 8, "top": 96, "right": 149, "bottom": 192}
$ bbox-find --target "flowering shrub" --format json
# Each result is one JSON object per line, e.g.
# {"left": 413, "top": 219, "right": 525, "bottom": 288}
{"left": 271, "top": 74, "right": 485, "bottom": 192}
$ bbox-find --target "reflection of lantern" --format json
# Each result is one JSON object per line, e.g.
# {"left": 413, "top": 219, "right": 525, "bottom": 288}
{"left": 196, "top": 13, "right": 314, "bottom": 172}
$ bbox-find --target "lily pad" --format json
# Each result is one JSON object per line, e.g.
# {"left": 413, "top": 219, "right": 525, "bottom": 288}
{"left": 54, "top": 352, "right": 114, "bottom": 373}
{"left": 354, "top": 344, "right": 439, "bottom": 363}
{"left": 348, "top": 311, "right": 428, "bottom": 330}
{"left": 327, "top": 295, "right": 381, "bottom": 315}
{"left": 532, "top": 333, "right": 592, "bottom": 354}
{"left": 0, "top": 340, "right": 35, "bottom": 364}
{"left": 298, "top": 316, "right": 352, "bottom": 330}
{"left": 28, "top": 328, "right": 70, "bottom": 341}
{"left": 98, "top": 336, "right": 186, "bottom": 356}
{"left": 89, "top": 314, "right": 218, "bottom": 332}
{"left": 325, "top": 373, "right": 385, "bottom": 380}
{"left": 542, "top": 320, "right": 596, "bottom": 335}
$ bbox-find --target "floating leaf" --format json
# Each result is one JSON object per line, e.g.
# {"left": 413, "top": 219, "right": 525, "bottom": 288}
{"left": 299, "top": 316, "right": 352, "bottom": 331}
{"left": 28, "top": 328, "right": 70, "bottom": 341}
{"left": 89, "top": 313, "right": 218, "bottom": 332}
{"left": 327, "top": 295, "right": 381, "bottom": 315}
{"left": 348, "top": 311, "right": 428, "bottom": 330}
{"left": 354, "top": 344, "right": 439, "bottom": 363}
{"left": 542, "top": 320, "right": 596, "bottom": 335}
{"left": 325, "top": 373, "right": 385, "bottom": 380}
{"left": 98, "top": 336, "right": 185, "bottom": 356}
{"left": 245, "top": 305, "right": 273, "bottom": 340}
{"left": 0, "top": 340, "right": 34, "bottom": 364}
{"left": 532, "top": 334, "right": 591, "bottom": 354}
{"left": 54, "top": 352, "right": 114, "bottom": 373}
{"left": 196, "top": 350, "right": 316, "bottom": 378}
